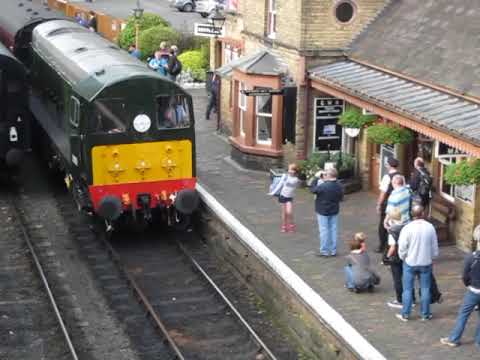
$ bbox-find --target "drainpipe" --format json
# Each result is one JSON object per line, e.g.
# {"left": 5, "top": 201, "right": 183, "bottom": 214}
{"left": 302, "top": 75, "right": 311, "bottom": 160}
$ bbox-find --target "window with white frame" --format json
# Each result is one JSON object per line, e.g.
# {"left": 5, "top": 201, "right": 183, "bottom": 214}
{"left": 239, "top": 82, "right": 246, "bottom": 137}
{"left": 255, "top": 90, "right": 273, "bottom": 144}
{"left": 437, "top": 142, "right": 474, "bottom": 203}
{"left": 267, "top": 0, "right": 277, "bottom": 39}
{"left": 224, "top": 44, "right": 239, "bottom": 66}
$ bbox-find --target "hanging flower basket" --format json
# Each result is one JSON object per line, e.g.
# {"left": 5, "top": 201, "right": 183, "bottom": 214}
{"left": 366, "top": 124, "right": 414, "bottom": 145}
{"left": 444, "top": 159, "right": 480, "bottom": 185}
{"left": 338, "top": 107, "right": 375, "bottom": 129}
{"left": 345, "top": 128, "right": 361, "bottom": 137}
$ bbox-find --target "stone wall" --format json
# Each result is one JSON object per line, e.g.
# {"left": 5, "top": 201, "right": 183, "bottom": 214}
{"left": 301, "top": 0, "right": 389, "bottom": 50}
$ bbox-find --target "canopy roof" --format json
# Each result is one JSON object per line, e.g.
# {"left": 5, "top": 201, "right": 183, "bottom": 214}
{"left": 310, "top": 61, "right": 480, "bottom": 148}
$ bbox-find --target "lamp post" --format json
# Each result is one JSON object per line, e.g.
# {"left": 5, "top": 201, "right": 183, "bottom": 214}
{"left": 132, "top": 0, "right": 144, "bottom": 49}
{"left": 208, "top": 6, "right": 226, "bottom": 37}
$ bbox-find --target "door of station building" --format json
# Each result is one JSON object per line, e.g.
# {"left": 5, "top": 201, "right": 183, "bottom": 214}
{"left": 370, "top": 143, "right": 396, "bottom": 192}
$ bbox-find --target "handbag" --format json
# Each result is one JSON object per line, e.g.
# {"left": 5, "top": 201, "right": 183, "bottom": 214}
{"left": 269, "top": 174, "right": 286, "bottom": 197}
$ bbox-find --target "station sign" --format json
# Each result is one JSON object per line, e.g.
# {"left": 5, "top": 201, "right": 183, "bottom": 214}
{"left": 194, "top": 22, "right": 225, "bottom": 37}
{"left": 241, "top": 88, "right": 284, "bottom": 96}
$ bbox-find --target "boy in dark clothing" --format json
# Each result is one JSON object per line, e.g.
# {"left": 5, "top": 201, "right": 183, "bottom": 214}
{"left": 441, "top": 226, "right": 480, "bottom": 347}
{"left": 88, "top": 11, "right": 97, "bottom": 32}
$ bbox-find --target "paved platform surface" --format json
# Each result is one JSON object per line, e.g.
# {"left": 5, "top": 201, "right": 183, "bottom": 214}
{"left": 190, "top": 89, "right": 479, "bottom": 359}
{"left": 69, "top": 0, "right": 200, "bottom": 33}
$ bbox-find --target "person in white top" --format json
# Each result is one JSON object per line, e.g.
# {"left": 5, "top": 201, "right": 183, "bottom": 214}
{"left": 375, "top": 157, "right": 400, "bottom": 253}
{"left": 269, "top": 163, "right": 300, "bottom": 233}
{"left": 396, "top": 205, "right": 439, "bottom": 322}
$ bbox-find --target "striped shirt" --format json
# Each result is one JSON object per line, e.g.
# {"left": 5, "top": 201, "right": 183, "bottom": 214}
{"left": 386, "top": 186, "right": 411, "bottom": 222}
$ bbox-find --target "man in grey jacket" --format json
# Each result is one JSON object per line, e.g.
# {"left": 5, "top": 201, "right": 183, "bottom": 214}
{"left": 397, "top": 204, "right": 439, "bottom": 321}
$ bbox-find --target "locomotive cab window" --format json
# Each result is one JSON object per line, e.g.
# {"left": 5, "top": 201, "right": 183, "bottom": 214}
{"left": 92, "top": 99, "right": 127, "bottom": 134}
{"left": 156, "top": 95, "right": 191, "bottom": 129}
{"left": 70, "top": 96, "right": 80, "bottom": 128}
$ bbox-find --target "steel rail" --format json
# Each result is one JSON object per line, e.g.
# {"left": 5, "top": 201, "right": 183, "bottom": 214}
{"left": 176, "top": 241, "right": 278, "bottom": 360}
{"left": 11, "top": 197, "right": 79, "bottom": 360}
{"left": 100, "top": 235, "right": 186, "bottom": 360}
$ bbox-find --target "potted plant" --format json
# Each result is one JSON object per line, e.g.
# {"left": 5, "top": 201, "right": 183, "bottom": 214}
{"left": 366, "top": 124, "right": 414, "bottom": 144}
{"left": 444, "top": 159, "right": 480, "bottom": 185}
{"left": 338, "top": 107, "right": 375, "bottom": 137}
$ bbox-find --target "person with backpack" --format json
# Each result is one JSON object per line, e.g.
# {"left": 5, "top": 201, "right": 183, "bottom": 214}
{"left": 441, "top": 224, "right": 480, "bottom": 347}
{"left": 410, "top": 157, "right": 432, "bottom": 210}
{"left": 167, "top": 45, "right": 182, "bottom": 82}
{"left": 268, "top": 164, "right": 300, "bottom": 233}
{"left": 376, "top": 157, "right": 401, "bottom": 253}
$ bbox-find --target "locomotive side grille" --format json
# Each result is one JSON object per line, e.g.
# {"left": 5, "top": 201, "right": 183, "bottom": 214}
{"left": 91, "top": 140, "right": 193, "bottom": 186}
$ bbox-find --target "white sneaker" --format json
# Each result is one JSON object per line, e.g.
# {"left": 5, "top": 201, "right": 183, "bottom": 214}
{"left": 396, "top": 313, "right": 409, "bottom": 322}
{"left": 387, "top": 300, "right": 403, "bottom": 309}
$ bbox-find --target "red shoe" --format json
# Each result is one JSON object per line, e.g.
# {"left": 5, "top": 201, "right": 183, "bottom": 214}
{"left": 281, "top": 225, "right": 287, "bottom": 232}
{"left": 287, "top": 224, "right": 296, "bottom": 232}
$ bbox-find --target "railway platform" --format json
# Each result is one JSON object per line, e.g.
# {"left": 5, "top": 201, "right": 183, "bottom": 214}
{"left": 190, "top": 89, "right": 479, "bottom": 359}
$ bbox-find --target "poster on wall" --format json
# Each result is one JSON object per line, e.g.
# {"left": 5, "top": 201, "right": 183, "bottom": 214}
{"left": 228, "top": 0, "right": 238, "bottom": 11}
{"left": 314, "top": 98, "right": 343, "bottom": 152}
{"left": 455, "top": 185, "right": 475, "bottom": 203}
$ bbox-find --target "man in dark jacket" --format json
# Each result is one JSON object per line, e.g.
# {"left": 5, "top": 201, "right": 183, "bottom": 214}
{"left": 441, "top": 225, "right": 480, "bottom": 347}
{"left": 206, "top": 73, "right": 219, "bottom": 120}
{"left": 409, "top": 157, "right": 432, "bottom": 209}
{"left": 310, "top": 168, "right": 344, "bottom": 257}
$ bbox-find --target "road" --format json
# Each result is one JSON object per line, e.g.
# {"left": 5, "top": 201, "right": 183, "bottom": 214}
{"left": 70, "top": 0, "right": 202, "bottom": 33}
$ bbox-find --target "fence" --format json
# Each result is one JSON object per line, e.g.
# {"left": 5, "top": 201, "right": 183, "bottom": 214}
{"left": 47, "top": 0, "right": 126, "bottom": 43}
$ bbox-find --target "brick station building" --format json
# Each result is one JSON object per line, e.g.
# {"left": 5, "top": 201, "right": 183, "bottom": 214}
{"left": 212, "top": 0, "right": 480, "bottom": 250}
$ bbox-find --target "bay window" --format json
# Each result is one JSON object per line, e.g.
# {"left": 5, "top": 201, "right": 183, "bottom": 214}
{"left": 255, "top": 91, "right": 273, "bottom": 144}
{"left": 239, "top": 82, "right": 246, "bottom": 136}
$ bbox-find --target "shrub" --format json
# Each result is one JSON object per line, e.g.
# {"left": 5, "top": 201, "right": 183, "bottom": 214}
{"left": 138, "top": 25, "right": 180, "bottom": 60}
{"left": 118, "top": 13, "right": 170, "bottom": 49}
{"left": 178, "top": 50, "right": 208, "bottom": 81}
{"left": 367, "top": 124, "right": 414, "bottom": 144}
{"left": 298, "top": 152, "right": 355, "bottom": 180}
{"left": 298, "top": 153, "right": 330, "bottom": 180}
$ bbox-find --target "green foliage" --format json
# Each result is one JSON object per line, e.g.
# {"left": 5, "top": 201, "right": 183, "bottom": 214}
{"left": 118, "top": 13, "right": 170, "bottom": 49}
{"left": 444, "top": 159, "right": 480, "bottom": 185}
{"left": 298, "top": 152, "right": 355, "bottom": 180}
{"left": 338, "top": 107, "right": 375, "bottom": 128}
{"left": 176, "top": 33, "right": 210, "bottom": 52}
{"left": 138, "top": 25, "right": 180, "bottom": 60}
{"left": 178, "top": 50, "right": 209, "bottom": 81}
{"left": 367, "top": 124, "right": 414, "bottom": 145}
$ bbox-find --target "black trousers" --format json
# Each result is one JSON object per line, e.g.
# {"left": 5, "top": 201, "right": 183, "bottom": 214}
{"left": 206, "top": 93, "right": 217, "bottom": 119}
{"left": 390, "top": 261, "right": 441, "bottom": 304}
{"left": 378, "top": 211, "right": 388, "bottom": 251}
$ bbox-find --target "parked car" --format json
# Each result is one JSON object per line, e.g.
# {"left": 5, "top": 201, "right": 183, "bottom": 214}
{"left": 195, "top": 0, "right": 225, "bottom": 18}
{"left": 171, "top": 0, "right": 195, "bottom": 12}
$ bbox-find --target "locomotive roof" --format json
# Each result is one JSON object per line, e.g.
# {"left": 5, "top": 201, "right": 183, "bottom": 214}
{"left": 32, "top": 20, "right": 172, "bottom": 101}
{"left": 0, "top": 42, "right": 25, "bottom": 78}
{"left": 0, "top": 0, "right": 64, "bottom": 37}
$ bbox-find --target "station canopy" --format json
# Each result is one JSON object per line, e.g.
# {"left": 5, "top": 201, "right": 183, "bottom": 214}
{"left": 310, "top": 61, "right": 480, "bottom": 154}
{"left": 216, "top": 49, "right": 287, "bottom": 78}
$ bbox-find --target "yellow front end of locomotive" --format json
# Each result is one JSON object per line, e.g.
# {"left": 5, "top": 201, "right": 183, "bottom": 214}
{"left": 91, "top": 140, "right": 193, "bottom": 186}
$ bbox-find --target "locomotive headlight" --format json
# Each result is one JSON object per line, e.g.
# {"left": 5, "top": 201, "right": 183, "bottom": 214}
{"left": 133, "top": 114, "right": 151, "bottom": 133}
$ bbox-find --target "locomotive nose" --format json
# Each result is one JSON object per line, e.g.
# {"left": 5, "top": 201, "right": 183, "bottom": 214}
{"left": 97, "top": 195, "right": 122, "bottom": 221}
{"left": 174, "top": 189, "right": 199, "bottom": 215}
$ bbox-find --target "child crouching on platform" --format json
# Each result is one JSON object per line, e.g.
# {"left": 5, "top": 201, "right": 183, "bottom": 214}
{"left": 344, "top": 232, "right": 380, "bottom": 292}
{"left": 269, "top": 163, "right": 300, "bottom": 232}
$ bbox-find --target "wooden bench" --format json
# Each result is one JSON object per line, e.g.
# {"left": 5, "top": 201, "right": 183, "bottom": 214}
{"left": 428, "top": 195, "right": 456, "bottom": 246}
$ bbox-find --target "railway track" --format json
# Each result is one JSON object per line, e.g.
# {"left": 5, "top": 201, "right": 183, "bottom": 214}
{"left": 109, "top": 230, "right": 278, "bottom": 360}
{"left": 0, "top": 193, "right": 77, "bottom": 360}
